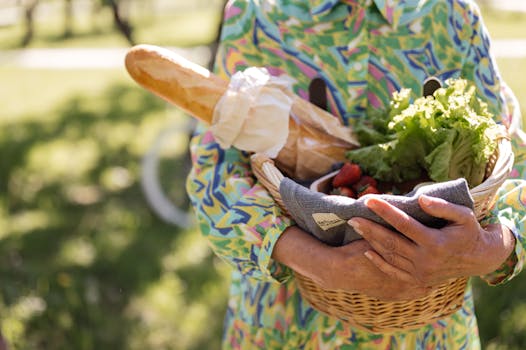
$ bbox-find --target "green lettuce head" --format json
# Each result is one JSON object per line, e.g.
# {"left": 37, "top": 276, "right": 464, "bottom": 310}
{"left": 346, "top": 78, "right": 503, "bottom": 188}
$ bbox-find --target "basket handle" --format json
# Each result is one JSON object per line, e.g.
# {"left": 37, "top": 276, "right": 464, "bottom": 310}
{"left": 250, "top": 153, "right": 290, "bottom": 214}
{"left": 250, "top": 154, "right": 284, "bottom": 188}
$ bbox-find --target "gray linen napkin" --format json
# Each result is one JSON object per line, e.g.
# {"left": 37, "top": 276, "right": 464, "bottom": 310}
{"left": 279, "top": 178, "right": 474, "bottom": 246}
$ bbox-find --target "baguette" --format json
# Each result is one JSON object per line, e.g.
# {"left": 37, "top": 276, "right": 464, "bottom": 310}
{"left": 125, "top": 44, "right": 227, "bottom": 124}
{"left": 125, "top": 44, "right": 359, "bottom": 180}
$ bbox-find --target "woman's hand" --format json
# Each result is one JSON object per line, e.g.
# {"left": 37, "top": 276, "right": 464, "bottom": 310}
{"left": 321, "top": 239, "right": 433, "bottom": 301}
{"left": 348, "top": 195, "right": 516, "bottom": 286}
{"left": 272, "top": 226, "right": 433, "bottom": 301}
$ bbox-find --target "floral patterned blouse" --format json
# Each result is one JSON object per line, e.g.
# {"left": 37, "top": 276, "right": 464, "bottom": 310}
{"left": 186, "top": 0, "right": 526, "bottom": 348}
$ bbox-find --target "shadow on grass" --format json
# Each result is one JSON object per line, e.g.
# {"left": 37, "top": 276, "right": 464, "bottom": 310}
{"left": 0, "top": 83, "right": 228, "bottom": 350}
{"left": 473, "top": 275, "right": 526, "bottom": 349}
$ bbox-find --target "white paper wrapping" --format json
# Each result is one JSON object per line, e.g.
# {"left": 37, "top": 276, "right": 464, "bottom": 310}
{"left": 210, "top": 67, "right": 294, "bottom": 158}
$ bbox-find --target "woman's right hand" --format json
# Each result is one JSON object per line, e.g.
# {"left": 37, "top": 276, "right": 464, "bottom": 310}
{"left": 273, "top": 226, "right": 432, "bottom": 301}
{"left": 319, "top": 239, "right": 433, "bottom": 301}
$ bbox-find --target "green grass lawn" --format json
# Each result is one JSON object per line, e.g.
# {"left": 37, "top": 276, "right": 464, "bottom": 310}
{"left": 480, "top": 5, "right": 526, "bottom": 39}
{"left": 0, "top": 67, "right": 230, "bottom": 350}
{"left": 497, "top": 57, "right": 526, "bottom": 128}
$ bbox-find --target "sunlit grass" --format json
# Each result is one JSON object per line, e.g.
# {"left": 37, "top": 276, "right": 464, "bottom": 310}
{"left": 496, "top": 57, "right": 526, "bottom": 127}
{"left": 134, "top": 11, "right": 222, "bottom": 47}
{"left": 0, "top": 65, "right": 230, "bottom": 349}
{"left": 27, "top": 138, "right": 100, "bottom": 180}
{"left": 3, "top": 210, "right": 53, "bottom": 237}
{"left": 0, "top": 68, "right": 130, "bottom": 122}
{"left": 480, "top": 6, "right": 526, "bottom": 39}
{"left": 58, "top": 237, "right": 97, "bottom": 267}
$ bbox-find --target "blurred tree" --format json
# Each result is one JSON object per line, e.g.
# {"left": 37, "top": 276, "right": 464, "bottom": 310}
{"left": 104, "top": 0, "right": 135, "bottom": 45}
{"left": 19, "top": 0, "right": 39, "bottom": 46}
{"left": 63, "top": 0, "right": 73, "bottom": 38}
{"left": 208, "top": 0, "right": 227, "bottom": 70}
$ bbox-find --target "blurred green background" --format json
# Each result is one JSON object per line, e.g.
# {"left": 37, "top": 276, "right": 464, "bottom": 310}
{"left": 0, "top": 1, "right": 525, "bottom": 349}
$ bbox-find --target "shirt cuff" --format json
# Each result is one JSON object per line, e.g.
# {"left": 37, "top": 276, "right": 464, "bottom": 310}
{"left": 258, "top": 211, "right": 295, "bottom": 283}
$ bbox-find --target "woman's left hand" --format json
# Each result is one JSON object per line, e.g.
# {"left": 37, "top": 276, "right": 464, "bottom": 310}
{"left": 348, "top": 195, "right": 515, "bottom": 287}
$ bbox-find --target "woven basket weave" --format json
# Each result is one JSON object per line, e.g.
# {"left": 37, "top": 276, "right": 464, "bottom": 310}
{"left": 250, "top": 137, "right": 513, "bottom": 333}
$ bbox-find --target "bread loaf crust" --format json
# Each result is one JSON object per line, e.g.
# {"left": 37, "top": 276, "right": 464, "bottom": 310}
{"left": 125, "top": 44, "right": 359, "bottom": 180}
{"left": 125, "top": 44, "right": 227, "bottom": 124}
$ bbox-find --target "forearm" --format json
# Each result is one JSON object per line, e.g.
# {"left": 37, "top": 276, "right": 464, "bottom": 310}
{"left": 271, "top": 226, "right": 333, "bottom": 286}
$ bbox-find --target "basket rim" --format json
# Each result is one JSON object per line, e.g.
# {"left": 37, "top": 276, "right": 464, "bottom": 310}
{"left": 471, "top": 137, "right": 514, "bottom": 194}
{"left": 252, "top": 137, "right": 513, "bottom": 199}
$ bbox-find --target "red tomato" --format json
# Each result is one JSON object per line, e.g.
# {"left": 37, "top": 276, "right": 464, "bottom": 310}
{"left": 352, "top": 175, "right": 378, "bottom": 193}
{"left": 338, "top": 186, "right": 356, "bottom": 198}
{"left": 357, "top": 185, "right": 381, "bottom": 197}
{"left": 332, "top": 162, "right": 362, "bottom": 188}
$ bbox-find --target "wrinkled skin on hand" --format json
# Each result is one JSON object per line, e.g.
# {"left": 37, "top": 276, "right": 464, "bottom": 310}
{"left": 320, "top": 239, "right": 433, "bottom": 301}
{"left": 347, "top": 195, "right": 515, "bottom": 287}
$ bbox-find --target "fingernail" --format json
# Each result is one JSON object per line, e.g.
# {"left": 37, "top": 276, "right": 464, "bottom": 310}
{"left": 364, "top": 198, "right": 377, "bottom": 209}
{"left": 348, "top": 219, "right": 363, "bottom": 235}
{"left": 420, "top": 195, "right": 432, "bottom": 206}
{"left": 364, "top": 251, "right": 373, "bottom": 260}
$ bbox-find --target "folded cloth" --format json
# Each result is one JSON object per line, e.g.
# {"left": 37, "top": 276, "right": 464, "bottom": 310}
{"left": 279, "top": 177, "right": 474, "bottom": 246}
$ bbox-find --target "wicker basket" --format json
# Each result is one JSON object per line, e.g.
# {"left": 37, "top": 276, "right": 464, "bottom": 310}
{"left": 250, "top": 137, "right": 514, "bottom": 333}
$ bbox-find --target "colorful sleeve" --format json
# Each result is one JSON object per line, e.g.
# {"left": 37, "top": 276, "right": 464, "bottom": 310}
{"left": 185, "top": 0, "right": 294, "bottom": 283}
{"left": 480, "top": 84, "right": 526, "bottom": 285}
{"left": 459, "top": 2, "right": 526, "bottom": 285}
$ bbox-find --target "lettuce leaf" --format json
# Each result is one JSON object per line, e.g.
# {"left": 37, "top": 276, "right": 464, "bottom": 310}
{"left": 346, "top": 79, "right": 501, "bottom": 188}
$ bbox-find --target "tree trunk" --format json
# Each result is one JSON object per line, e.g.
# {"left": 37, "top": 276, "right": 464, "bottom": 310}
{"left": 21, "top": 0, "right": 39, "bottom": 47}
{"left": 207, "top": 0, "right": 227, "bottom": 71}
{"left": 63, "top": 0, "right": 73, "bottom": 38}
{"left": 108, "top": 0, "right": 135, "bottom": 45}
